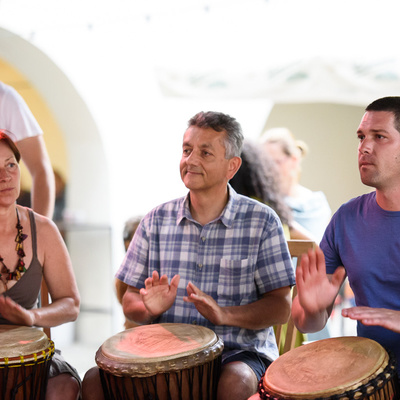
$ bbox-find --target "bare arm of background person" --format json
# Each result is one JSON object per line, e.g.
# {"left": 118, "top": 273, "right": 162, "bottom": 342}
{"left": 18, "top": 135, "right": 55, "bottom": 218}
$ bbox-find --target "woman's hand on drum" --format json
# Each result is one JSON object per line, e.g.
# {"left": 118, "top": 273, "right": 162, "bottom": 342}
{"left": 342, "top": 306, "right": 400, "bottom": 333}
{"left": 296, "top": 247, "right": 346, "bottom": 316}
{"left": 139, "top": 271, "right": 180, "bottom": 318}
{"left": 0, "top": 295, "right": 35, "bottom": 326}
{"left": 184, "top": 282, "right": 225, "bottom": 325}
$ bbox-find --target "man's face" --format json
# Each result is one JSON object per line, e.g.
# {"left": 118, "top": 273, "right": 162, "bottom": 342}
{"left": 357, "top": 110, "right": 400, "bottom": 191}
{"left": 180, "top": 126, "right": 238, "bottom": 193}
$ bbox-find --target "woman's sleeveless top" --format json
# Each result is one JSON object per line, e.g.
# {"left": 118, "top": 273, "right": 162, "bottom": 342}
{"left": 0, "top": 209, "right": 43, "bottom": 324}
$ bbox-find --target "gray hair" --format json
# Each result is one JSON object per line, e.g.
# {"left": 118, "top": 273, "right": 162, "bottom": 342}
{"left": 187, "top": 111, "right": 244, "bottom": 158}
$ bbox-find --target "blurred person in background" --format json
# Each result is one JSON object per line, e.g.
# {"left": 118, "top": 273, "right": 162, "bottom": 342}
{"left": 115, "top": 216, "right": 142, "bottom": 330}
{"left": 259, "top": 127, "right": 331, "bottom": 243}
{"left": 260, "top": 128, "right": 332, "bottom": 341}
{"left": 1, "top": 81, "right": 55, "bottom": 218}
{"left": 230, "top": 140, "right": 314, "bottom": 241}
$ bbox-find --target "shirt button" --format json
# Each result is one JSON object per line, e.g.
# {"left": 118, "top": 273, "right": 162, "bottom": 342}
{"left": 198, "top": 264, "right": 203, "bottom": 270}
{"left": 201, "top": 237, "right": 206, "bottom": 242}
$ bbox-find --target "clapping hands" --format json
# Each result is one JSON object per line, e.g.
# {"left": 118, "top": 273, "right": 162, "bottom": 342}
{"left": 139, "top": 271, "right": 180, "bottom": 318}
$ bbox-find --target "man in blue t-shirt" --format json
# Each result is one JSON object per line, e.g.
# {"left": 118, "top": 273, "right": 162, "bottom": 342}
{"left": 292, "top": 96, "right": 400, "bottom": 376}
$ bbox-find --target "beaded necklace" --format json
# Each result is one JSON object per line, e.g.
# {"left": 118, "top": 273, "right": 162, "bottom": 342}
{"left": 0, "top": 208, "right": 28, "bottom": 291}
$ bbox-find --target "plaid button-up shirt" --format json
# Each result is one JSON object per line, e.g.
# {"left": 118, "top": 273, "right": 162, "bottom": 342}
{"left": 116, "top": 185, "right": 295, "bottom": 362}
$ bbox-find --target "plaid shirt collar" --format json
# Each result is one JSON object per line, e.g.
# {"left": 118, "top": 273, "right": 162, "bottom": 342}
{"left": 176, "top": 184, "right": 239, "bottom": 228}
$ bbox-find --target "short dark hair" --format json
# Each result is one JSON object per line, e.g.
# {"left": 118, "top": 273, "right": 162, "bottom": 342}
{"left": 187, "top": 111, "right": 244, "bottom": 158}
{"left": 366, "top": 97, "right": 400, "bottom": 133}
{"left": 0, "top": 130, "right": 21, "bottom": 162}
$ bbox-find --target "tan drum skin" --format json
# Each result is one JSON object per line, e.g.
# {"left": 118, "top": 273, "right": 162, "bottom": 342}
{"left": 0, "top": 325, "right": 53, "bottom": 363}
{"left": 96, "top": 323, "right": 224, "bottom": 400}
{"left": 0, "top": 325, "right": 54, "bottom": 400}
{"left": 250, "top": 336, "right": 398, "bottom": 400}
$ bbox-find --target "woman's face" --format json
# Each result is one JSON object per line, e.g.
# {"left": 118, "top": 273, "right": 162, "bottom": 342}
{"left": 262, "top": 142, "right": 299, "bottom": 193}
{"left": 0, "top": 141, "right": 20, "bottom": 207}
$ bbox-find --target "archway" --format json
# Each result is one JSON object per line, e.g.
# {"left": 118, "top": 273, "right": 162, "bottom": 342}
{"left": 0, "top": 28, "right": 114, "bottom": 360}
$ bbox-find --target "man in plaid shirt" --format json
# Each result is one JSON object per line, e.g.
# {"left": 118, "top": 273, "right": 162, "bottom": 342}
{"left": 82, "top": 111, "right": 295, "bottom": 400}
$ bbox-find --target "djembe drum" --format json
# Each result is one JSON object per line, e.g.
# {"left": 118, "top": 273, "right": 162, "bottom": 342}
{"left": 250, "top": 336, "right": 399, "bottom": 400}
{"left": 96, "top": 323, "right": 224, "bottom": 400}
{"left": 0, "top": 325, "right": 55, "bottom": 400}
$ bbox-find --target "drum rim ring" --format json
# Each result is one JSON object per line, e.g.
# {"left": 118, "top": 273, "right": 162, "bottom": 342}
{"left": 0, "top": 339, "right": 55, "bottom": 368}
{"left": 257, "top": 349, "right": 398, "bottom": 400}
{"left": 96, "top": 336, "right": 224, "bottom": 377}
{"left": 95, "top": 323, "right": 224, "bottom": 377}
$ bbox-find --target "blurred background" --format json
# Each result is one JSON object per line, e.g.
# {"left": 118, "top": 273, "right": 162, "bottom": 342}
{"left": 1, "top": 0, "right": 398, "bottom": 377}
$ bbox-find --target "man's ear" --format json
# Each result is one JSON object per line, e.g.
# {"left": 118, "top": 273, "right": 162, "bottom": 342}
{"left": 227, "top": 156, "right": 242, "bottom": 180}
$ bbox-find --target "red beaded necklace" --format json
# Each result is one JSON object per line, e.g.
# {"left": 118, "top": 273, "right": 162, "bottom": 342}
{"left": 0, "top": 208, "right": 28, "bottom": 291}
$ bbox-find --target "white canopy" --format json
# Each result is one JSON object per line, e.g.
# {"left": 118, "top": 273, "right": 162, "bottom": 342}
{"left": 1, "top": 0, "right": 400, "bottom": 105}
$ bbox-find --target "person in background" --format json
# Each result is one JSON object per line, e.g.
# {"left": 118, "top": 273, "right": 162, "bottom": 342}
{"left": 1, "top": 81, "right": 55, "bottom": 218}
{"left": 259, "top": 127, "right": 331, "bottom": 243}
{"left": 259, "top": 128, "right": 331, "bottom": 341}
{"left": 292, "top": 96, "right": 400, "bottom": 377}
{"left": 82, "top": 111, "right": 295, "bottom": 400}
{"left": 53, "top": 169, "right": 66, "bottom": 222}
{"left": 115, "top": 216, "right": 142, "bottom": 330}
{"left": 230, "top": 140, "right": 314, "bottom": 241}
{"left": 230, "top": 140, "right": 312, "bottom": 351}
{"left": 0, "top": 131, "right": 81, "bottom": 399}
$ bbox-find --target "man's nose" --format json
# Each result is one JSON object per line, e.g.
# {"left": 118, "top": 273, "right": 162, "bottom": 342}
{"left": 359, "top": 139, "right": 372, "bottom": 154}
{"left": 186, "top": 151, "right": 199, "bottom": 164}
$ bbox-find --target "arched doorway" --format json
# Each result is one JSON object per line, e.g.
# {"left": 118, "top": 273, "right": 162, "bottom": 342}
{"left": 0, "top": 28, "right": 114, "bottom": 374}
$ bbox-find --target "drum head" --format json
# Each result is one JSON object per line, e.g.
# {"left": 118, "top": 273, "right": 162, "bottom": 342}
{"left": 0, "top": 325, "right": 50, "bottom": 359}
{"left": 96, "top": 323, "right": 224, "bottom": 377}
{"left": 263, "top": 336, "right": 388, "bottom": 399}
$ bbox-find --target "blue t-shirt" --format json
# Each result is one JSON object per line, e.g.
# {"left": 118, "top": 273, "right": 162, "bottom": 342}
{"left": 321, "top": 191, "right": 400, "bottom": 371}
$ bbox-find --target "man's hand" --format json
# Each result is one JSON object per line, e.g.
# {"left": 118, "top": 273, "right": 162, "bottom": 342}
{"left": 296, "top": 246, "right": 346, "bottom": 315}
{"left": 342, "top": 307, "right": 400, "bottom": 333}
{"left": 139, "top": 271, "right": 180, "bottom": 318}
{"left": 183, "top": 282, "right": 225, "bottom": 325}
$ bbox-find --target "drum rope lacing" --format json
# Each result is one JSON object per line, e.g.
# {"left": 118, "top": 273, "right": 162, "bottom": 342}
{"left": 99, "top": 358, "right": 221, "bottom": 400}
{"left": 0, "top": 339, "right": 55, "bottom": 400}
{"left": 0, "top": 340, "right": 55, "bottom": 368}
{"left": 257, "top": 351, "right": 399, "bottom": 400}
